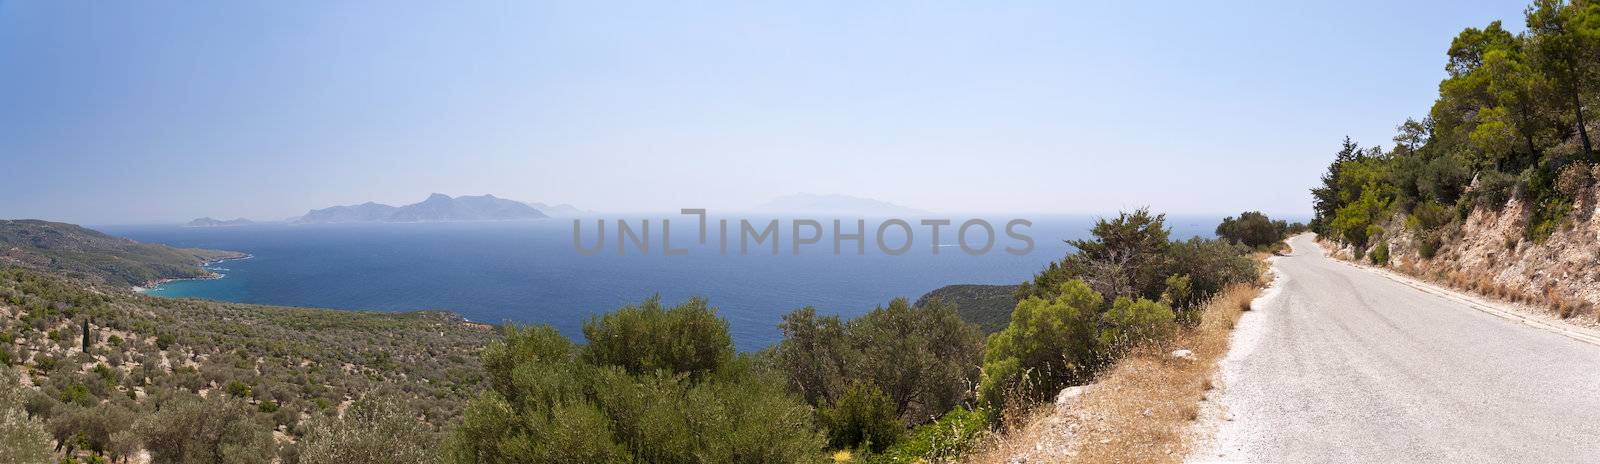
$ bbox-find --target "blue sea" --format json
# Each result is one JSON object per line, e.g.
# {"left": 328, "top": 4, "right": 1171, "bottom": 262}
{"left": 101, "top": 215, "right": 1227, "bottom": 351}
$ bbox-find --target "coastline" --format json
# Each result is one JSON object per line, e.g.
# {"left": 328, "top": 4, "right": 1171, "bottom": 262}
{"left": 135, "top": 253, "right": 253, "bottom": 293}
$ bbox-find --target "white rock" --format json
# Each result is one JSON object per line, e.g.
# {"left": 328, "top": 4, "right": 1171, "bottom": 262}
{"left": 1054, "top": 385, "right": 1090, "bottom": 409}
{"left": 1170, "top": 349, "right": 1196, "bottom": 361}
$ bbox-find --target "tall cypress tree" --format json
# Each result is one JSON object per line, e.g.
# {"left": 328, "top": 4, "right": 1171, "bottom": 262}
{"left": 81, "top": 319, "right": 90, "bottom": 354}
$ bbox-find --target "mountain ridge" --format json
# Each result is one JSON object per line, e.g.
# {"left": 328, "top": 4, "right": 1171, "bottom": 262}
{"left": 292, "top": 194, "right": 580, "bottom": 224}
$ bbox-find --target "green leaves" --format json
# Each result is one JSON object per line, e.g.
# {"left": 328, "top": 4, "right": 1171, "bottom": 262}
{"left": 580, "top": 296, "right": 732, "bottom": 379}
{"left": 448, "top": 298, "right": 825, "bottom": 463}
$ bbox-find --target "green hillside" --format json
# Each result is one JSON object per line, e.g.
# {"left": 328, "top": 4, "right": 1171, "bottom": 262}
{"left": 0, "top": 219, "right": 241, "bottom": 288}
{"left": 914, "top": 284, "right": 1020, "bottom": 334}
{"left": 0, "top": 266, "right": 491, "bottom": 461}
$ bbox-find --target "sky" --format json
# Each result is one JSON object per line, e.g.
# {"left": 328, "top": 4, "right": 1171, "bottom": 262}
{"left": 0, "top": 0, "right": 1534, "bottom": 225}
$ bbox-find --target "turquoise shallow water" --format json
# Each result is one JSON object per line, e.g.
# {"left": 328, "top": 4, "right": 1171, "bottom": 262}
{"left": 102, "top": 216, "right": 1226, "bottom": 350}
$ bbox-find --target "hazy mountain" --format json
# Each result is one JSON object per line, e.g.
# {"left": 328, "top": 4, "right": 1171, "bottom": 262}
{"left": 527, "top": 202, "right": 586, "bottom": 217}
{"left": 184, "top": 217, "right": 256, "bottom": 227}
{"left": 294, "top": 202, "right": 400, "bottom": 224}
{"left": 0, "top": 219, "right": 242, "bottom": 287}
{"left": 293, "top": 194, "right": 554, "bottom": 224}
{"left": 755, "top": 193, "right": 929, "bottom": 216}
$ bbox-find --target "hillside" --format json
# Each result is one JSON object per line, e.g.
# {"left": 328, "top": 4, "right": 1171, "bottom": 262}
{"left": 293, "top": 194, "right": 555, "bottom": 224}
{"left": 915, "top": 284, "right": 1019, "bottom": 334}
{"left": 0, "top": 266, "right": 491, "bottom": 461}
{"left": 1338, "top": 186, "right": 1600, "bottom": 327}
{"left": 0, "top": 220, "right": 242, "bottom": 288}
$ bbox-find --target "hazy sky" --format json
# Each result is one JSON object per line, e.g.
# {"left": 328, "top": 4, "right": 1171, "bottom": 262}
{"left": 1, "top": 1, "right": 1531, "bottom": 224}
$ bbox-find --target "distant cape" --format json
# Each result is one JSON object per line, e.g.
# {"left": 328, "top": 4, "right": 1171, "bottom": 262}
{"left": 291, "top": 194, "right": 584, "bottom": 224}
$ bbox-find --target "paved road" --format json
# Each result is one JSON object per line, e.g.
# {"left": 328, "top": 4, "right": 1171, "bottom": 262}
{"left": 1198, "top": 234, "right": 1600, "bottom": 463}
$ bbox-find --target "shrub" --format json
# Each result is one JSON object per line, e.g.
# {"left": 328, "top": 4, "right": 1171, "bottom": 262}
{"left": 872, "top": 407, "right": 989, "bottom": 464}
{"left": 1097, "top": 296, "right": 1176, "bottom": 353}
{"left": 978, "top": 280, "right": 1103, "bottom": 411}
{"left": 445, "top": 298, "right": 825, "bottom": 464}
{"left": 1526, "top": 197, "right": 1571, "bottom": 243}
{"left": 0, "top": 367, "right": 52, "bottom": 463}
{"left": 1470, "top": 170, "right": 1518, "bottom": 211}
{"left": 580, "top": 296, "right": 732, "bottom": 379}
{"left": 1370, "top": 241, "right": 1390, "bottom": 266}
{"left": 1418, "top": 154, "right": 1471, "bottom": 204}
{"left": 774, "top": 307, "right": 849, "bottom": 406}
{"left": 224, "top": 380, "right": 251, "bottom": 398}
{"left": 776, "top": 299, "right": 984, "bottom": 426}
{"left": 298, "top": 396, "right": 436, "bottom": 464}
{"left": 817, "top": 383, "right": 902, "bottom": 453}
{"left": 1556, "top": 161, "right": 1592, "bottom": 199}
{"left": 1331, "top": 186, "right": 1391, "bottom": 248}
{"left": 1418, "top": 234, "right": 1442, "bottom": 259}
{"left": 1215, "top": 211, "right": 1287, "bottom": 249}
{"left": 1406, "top": 201, "right": 1453, "bottom": 231}
{"left": 136, "top": 395, "right": 274, "bottom": 464}
{"left": 1162, "top": 238, "right": 1256, "bottom": 316}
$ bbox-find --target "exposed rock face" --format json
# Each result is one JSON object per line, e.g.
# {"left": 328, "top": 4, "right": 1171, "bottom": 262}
{"left": 1358, "top": 186, "right": 1600, "bottom": 323}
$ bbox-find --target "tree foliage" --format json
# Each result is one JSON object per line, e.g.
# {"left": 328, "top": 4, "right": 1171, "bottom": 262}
{"left": 297, "top": 396, "right": 437, "bottom": 464}
{"left": 444, "top": 299, "right": 825, "bottom": 463}
{"left": 1215, "top": 211, "right": 1288, "bottom": 249}
{"left": 1314, "top": 0, "right": 1600, "bottom": 249}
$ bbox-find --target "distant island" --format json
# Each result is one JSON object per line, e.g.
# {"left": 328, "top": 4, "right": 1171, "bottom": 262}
{"left": 183, "top": 217, "right": 256, "bottom": 227}
{"left": 755, "top": 193, "right": 929, "bottom": 215}
{"left": 291, "top": 193, "right": 584, "bottom": 224}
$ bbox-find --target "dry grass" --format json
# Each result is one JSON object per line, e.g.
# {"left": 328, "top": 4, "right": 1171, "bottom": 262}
{"left": 966, "top": 266, "right": 1267, "bottom": 464}
{"left": 1385, "top": 254, "right": 1597, "bottom": 321}
{"left": 1068, "top": 282, "right": 1260, "bottom": 464}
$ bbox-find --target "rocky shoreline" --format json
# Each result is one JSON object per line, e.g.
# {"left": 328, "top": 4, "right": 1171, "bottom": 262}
{"left": 134, "top": 252, "right": 253, "bottom": 292}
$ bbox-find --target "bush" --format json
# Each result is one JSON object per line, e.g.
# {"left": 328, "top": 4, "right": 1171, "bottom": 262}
{"left": 1470, "top": 170, "right": 1518, "bottom": 211}
{"left": 297, "top": 396, "right": 436, "bottom": 464}
{"left": 1162, "top": 238, "right": 1257, "bottom": 319}
{"left": 1418, "top": 234, "right": 1442, "bottom": 259}
{"left": 1331, "top": 186, "right": 1391, "bottom": 248}
{"left": 1215, "top": 211, "right": 1287, "bottom": 249}
{"left": 1418, "top": 154, "right": 1471, "bottom": 204}
{"left": 872, "top": 407, "right": 989, "bottom": 464}
{"left": 224, "top": 380, "right": 251, "bottom": 398}
{"left": 817, "top": 383, "right": 902, "bottom": 453}
{"left": 1370, "top": 241, "right": 1390, "bottom": 266}
{"left": 136, "top": 395, "right": 274, "bottom": 464}
{"left": 776, "top": 298, "right": 984, "bottom": 426}
{"left": 1097, "top": 297, "right": 1176, "bottom": 353}
{"left": 978, "top": 280, "right": 1103, "bottom": 411}
{"left": 0, "top": 367, "right": 52, "bottom": 463}
{"left": 445, "top": 298, "right": 825, "bottom": 464}
{"left": 1526, "top": 197, "right": 1571, "bottom": 243}
{"left": 1556, "top": 161, "right": 1592, "bottom": 199}
{"left": 580, "top": 296, "right": 732, "bottom": 379}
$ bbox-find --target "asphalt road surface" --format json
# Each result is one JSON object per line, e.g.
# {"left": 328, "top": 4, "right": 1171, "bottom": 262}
{"left": 1198, "top": 234, "right": 1600, "bottom": 463}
